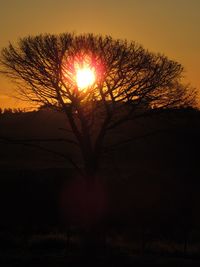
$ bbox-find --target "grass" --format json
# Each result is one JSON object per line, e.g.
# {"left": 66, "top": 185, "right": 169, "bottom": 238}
{"left": 1, "top": 230, "right": 200, "bottom": 266}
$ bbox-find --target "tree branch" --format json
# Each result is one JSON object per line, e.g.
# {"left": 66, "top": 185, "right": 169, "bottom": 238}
{"left": 0, "top": 136, "right": 83, "bottom": 176}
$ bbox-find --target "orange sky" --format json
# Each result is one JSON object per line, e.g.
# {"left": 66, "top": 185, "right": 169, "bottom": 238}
{"left": 0, "top": 0, "right": 199, "bottom": 109}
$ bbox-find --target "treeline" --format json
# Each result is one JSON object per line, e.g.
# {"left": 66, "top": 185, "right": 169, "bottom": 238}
{"left": 0, "top": 107, "right": 27, "bottom": 114}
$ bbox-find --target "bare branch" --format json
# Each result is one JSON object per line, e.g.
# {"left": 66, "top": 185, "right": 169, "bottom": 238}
{"left": 0, "top": 135, "right": 82, "bottom": 176}
{"left": 0, "top": 33, "right": 197, "bottom": 178}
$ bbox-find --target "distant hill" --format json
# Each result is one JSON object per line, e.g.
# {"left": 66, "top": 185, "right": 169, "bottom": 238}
{"left": 0, "top": 107, "right": 199, "bottom": 172}
{"left": 0, "top": 109, "right": 78, "bottom": 169}
{"left": 0, "top": 107, "right": 200, "bottom": 234}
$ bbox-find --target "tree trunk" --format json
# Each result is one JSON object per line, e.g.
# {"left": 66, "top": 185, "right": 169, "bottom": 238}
{"left": 81, "top": 161, "right": 107, "bottom": 257}
{"left": 60, "top": 151, "right": 107, "bottom": 256}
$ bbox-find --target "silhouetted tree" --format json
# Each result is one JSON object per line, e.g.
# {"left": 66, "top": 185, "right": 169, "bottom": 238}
{"left": 0, "top": 34, "right": 196, "bottom": 232}
{"left": 13, "top": 108, "right": 25, "bottom": 114}
{"left": 3, "top": 108, "right": 13, "bottom": 114}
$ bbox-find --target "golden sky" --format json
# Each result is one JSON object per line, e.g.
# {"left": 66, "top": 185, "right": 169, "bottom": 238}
{"left": 0, "top": 0, "right": 199, "bottom": 108}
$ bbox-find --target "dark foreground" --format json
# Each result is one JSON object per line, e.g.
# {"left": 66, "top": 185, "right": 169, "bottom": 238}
{"left": 1, "top": 234, "right": 200, "bottom": 266}
{"left": 1, "top": 251, "right": 200, "bottom": 266}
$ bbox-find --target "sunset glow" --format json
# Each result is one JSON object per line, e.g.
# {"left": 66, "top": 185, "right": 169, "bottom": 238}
{"left": 76, "top": 67, "right": 96, "bottom": 90}
{"left": 0, "top": 1, "right": 199, "bottom": 108}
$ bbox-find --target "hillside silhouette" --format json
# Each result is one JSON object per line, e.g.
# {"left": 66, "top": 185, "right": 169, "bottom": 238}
{"left": 0, "top": 107, "right": 199, "bottom": 169}
{"left": 0, "top": 107, "right": 200, "bottom": 264}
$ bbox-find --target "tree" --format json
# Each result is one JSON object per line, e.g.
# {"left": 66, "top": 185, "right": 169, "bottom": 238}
{"left": 3, "top": 108, "right": 13, "bottom": 114}
{"left": 0, "top": 33, "right": 196, "bottom": 228}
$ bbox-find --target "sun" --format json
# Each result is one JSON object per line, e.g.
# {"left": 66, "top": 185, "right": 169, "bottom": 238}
{"left": 76, "top": 67, "right": 96, "bottom": 89}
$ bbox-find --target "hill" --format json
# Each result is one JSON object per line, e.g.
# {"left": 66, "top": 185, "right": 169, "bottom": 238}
{"left": 0, "top": 107, "right": 200, "bottom": 258}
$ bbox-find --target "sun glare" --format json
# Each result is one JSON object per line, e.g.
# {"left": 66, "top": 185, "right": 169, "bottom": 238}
{"left": 76, "top": 67, "right": 95, "bottom": 90}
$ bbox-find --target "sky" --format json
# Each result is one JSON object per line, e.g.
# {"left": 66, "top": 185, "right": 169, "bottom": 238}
{"left": 0, "top": 0, "right": 199, "bottom": 109}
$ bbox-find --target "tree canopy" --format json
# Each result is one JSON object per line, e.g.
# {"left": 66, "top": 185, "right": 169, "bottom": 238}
{"left": 0, "top": 33, "right": 196, "bottom": 177}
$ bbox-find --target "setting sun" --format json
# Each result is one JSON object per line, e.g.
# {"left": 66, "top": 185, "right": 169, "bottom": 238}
{"left": 76, "top": 67, "right": 95, "bottom": 89}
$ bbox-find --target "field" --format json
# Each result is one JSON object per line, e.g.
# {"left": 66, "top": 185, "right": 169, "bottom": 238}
{"left": 0, "top": 108, "right": 200, "bottom": 265}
